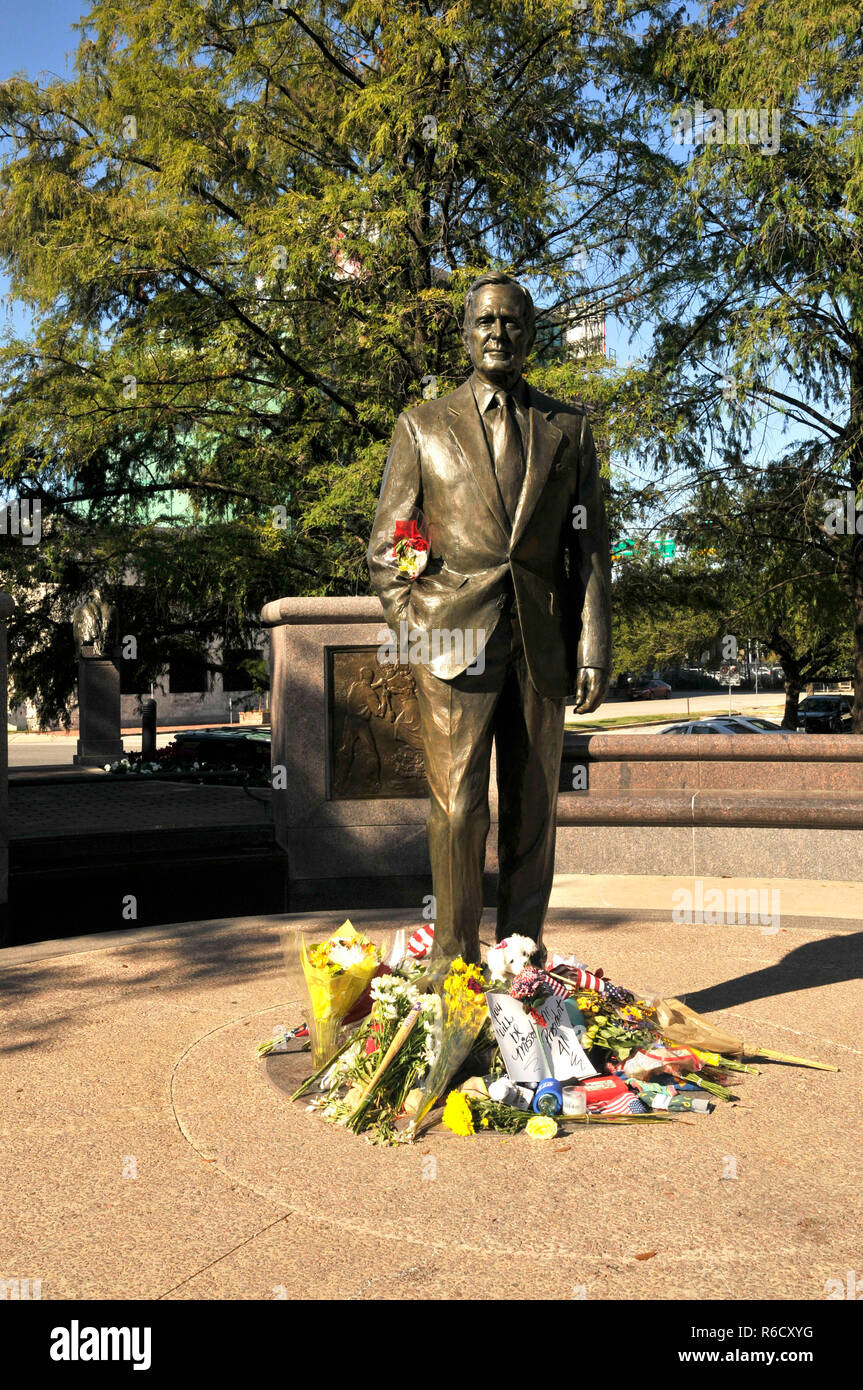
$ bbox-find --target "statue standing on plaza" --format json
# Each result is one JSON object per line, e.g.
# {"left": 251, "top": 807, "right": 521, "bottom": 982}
{"left": 367, "top": 273, "right": 612, "bottom": 966}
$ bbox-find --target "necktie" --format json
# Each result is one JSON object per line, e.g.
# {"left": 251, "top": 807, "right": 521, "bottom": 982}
{"left": 489, "top": 389, "right": 524, "bottom": 523}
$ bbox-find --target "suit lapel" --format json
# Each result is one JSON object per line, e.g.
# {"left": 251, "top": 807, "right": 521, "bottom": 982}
{"left": 447, "top": 381, "right": 510, "bottom": 542}
{"left": 511, "top": 390, "right": 565, "bottom": 547}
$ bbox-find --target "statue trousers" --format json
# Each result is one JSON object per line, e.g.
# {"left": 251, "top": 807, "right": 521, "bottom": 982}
{"left": 411, "top": 594, "right": 566, "bottom": 966}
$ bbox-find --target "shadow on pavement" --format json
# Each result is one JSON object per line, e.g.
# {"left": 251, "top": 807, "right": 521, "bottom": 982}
{"left": 683, "top": 930, "right": 863, "bottom": 1013}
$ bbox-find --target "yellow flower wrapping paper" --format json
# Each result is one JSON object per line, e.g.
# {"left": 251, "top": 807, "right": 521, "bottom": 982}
{"left": 300, "top": 921, "right": 379, "bottom": 1023}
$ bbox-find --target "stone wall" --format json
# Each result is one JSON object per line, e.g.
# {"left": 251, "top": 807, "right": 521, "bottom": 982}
{"left": 262, "top": 596, "right": 443, "bottom": 896}
{"left": 558, "top": 731, "right": 863, "bottom": 880}
{"left": 264, "top": 593, "right": 863, "bottom": 894}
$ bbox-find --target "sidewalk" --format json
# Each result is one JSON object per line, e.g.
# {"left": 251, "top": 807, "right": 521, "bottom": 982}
{"left": 9, "top": 778, "right": 271, "bottom": 838}
{"left": 1, "top": 906, "right": 859, "bottom": 1300}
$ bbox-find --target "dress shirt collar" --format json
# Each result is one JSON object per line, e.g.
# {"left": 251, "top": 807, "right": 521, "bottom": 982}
{"left": 470, "top": 372, "right": 529, "bottom": 416}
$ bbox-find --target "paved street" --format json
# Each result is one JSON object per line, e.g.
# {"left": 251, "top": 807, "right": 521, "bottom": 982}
{"left": 6, "top": 729, "right": 217, "bottom": 769}
{"left": 6, "top": 691, "right": 797, "bottom": 770}
{"left": 9, "top": 779, "right": 271, "bottom": 839}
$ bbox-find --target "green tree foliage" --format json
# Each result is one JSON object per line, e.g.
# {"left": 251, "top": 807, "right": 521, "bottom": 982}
{"left": 619, "top": 0, "right": 863, "bottom": 726}
{"left": 676, "top": 462, "right": 854, "bottom": 725}
{"left": 611, "top": 458, "right": 853, "bottom": 722}
{"left": 0, "top": 0, "right": 667, "bottom": 722}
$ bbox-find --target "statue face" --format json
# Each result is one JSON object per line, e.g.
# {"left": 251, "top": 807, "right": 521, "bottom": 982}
{"left": 465, "top": 283, "right": 532, "bottom": 389}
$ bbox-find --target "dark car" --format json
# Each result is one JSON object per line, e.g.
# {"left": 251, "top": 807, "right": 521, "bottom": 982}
{"left": 172, "top": 727, "right": 271, "bottom": 769}
{"left": 631, "top": 678, "right": 672, "bottom": 700}
{"left": 796, "top": 696, "right": 853, "bottom": 734}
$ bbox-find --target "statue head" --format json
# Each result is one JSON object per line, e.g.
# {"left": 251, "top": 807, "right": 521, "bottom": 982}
{"left": 462, "top": 272, "right": 536, "bottom": 391}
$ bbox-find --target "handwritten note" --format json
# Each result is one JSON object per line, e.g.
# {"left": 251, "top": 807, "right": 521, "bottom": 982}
{"left": 487, "top": 992, "right": 597, "bottom": 1085}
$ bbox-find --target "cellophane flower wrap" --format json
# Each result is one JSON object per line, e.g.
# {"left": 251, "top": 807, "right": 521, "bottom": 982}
{"left": 299, "top": 920, "right": 381, "bottom": 1068}
{"left": 391, "top": 515, "right": 430, "bottom": 580}
{"left": 411, "top": 958, "right": 488, "bottom": 1129}
{"left": 310, "top": 967, "right": 440, "bottom": 1143}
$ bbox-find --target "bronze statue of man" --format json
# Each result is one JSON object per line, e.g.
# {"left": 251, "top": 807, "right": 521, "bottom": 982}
{"left": 367, "top": 273, "right": 611, "bottom": 966}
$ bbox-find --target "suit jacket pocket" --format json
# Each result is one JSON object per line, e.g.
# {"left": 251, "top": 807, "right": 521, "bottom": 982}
{"left": 414, "top": 566, "right": 470, "bottom": 592}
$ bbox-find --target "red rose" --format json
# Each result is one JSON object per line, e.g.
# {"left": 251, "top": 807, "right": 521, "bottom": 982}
{"left": 393, "top": 519, "right": 429, "bottom": 549}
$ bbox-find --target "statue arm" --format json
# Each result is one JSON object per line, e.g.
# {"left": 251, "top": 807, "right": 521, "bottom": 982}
{"left": 568, "top": 410, "right": 612, "bottom": 706}
{"left": 366, "top": 412, "right": 422, "bottom": 632}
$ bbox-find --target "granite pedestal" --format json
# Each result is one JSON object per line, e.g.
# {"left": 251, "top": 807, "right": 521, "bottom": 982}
{"left": 73, "top": 656, "right": 124, "bottom": 768}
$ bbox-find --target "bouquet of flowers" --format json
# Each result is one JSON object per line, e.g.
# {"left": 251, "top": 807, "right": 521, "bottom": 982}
{"left": 309, "top": 966, "right": 440, "bottom": 1143}
{"left": 298, "top": 920, "right": 381, "bottom": 1068}
{"left": 410, "top": 958, "right": 488, "bottom": 1130}
{"left": 273, "top": 928, "right": 838, "bottom": 1147}
{"left": 576, "top": 988, "right": 660, "bottom": 1061}
{"left": 391, "top": 511, "right": 430, "bottom": 580}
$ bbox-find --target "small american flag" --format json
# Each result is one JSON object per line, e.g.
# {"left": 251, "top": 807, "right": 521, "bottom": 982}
{"left": 550, "top": 964, "right": 606, "bottom": 995}
{"left": 581, "top": 1075, "right": 643, "bottom": 1115}
{"left": 540, "top": 970, "right": 572, "bottom": 999}
{"left": 589, "top": 1089, "right": 647, "bottom": 1116}
{"left": 407, "top": 923, "right": 435, "bottom": 959}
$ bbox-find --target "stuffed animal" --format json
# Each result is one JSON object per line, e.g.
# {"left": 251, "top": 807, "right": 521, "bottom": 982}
{"left": 487, "top": 934, "right": 538, "bottom": 981}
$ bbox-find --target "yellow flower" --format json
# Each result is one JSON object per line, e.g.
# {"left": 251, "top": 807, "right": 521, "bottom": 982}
{"left": 576, "top": 991, "right": 601, "bottom": 1013}
{"left": 525, "top": 1115, "right": 558, "bottom": 1140}
{"left": 442, "top": 959, "right": 486, "bottom": 1027}
{"left": 442, "top": 1090, "right": 475, "bottom": 1137}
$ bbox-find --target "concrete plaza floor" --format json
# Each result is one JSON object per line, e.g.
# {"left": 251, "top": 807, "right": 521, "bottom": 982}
{"left": 1, "top": 892, "right": 860, "bottom": 1301}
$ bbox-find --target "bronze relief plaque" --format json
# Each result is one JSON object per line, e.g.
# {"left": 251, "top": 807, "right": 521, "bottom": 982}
{"left": 327, "top": 646, "right": 428, "bottom": 800}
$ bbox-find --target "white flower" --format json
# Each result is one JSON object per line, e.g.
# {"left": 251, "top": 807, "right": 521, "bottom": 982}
{"left": 328, "top": 941, "right": 368, "bottom": 970}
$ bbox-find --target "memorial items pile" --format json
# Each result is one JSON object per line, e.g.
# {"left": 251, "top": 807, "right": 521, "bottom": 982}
{"left": 269, "top": 925, "right": 837, "bottom": 1145}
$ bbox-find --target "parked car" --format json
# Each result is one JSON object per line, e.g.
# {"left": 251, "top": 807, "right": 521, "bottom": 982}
{"left": 796, "top": 696, "right": 853, "bottom": 734}
{"left": 631, "top": 678, "right": 672, "bottom": 700}
{"left": 172, "top": 727, "right": 272, "bottom": 769}
{"left": 658, "top": 716, "right": 784, "bottom": 735}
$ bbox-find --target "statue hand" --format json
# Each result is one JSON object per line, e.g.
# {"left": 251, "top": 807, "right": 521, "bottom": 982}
{"left": 573, "top": 667, "right": 608, "bottom": 714}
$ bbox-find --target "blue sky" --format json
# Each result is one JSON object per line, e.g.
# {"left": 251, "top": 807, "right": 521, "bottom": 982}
{"left": 0, "top": 0, "right": 84, "bottom": 79}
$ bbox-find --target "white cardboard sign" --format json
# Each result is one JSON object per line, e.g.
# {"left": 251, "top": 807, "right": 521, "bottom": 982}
{"left": 487, "top": 992, "right": 597, "bottom": 1085}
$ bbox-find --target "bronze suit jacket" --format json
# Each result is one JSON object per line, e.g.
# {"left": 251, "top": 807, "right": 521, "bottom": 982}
{"left": 367, "top": 377, "right": 611, "bottom": 698}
